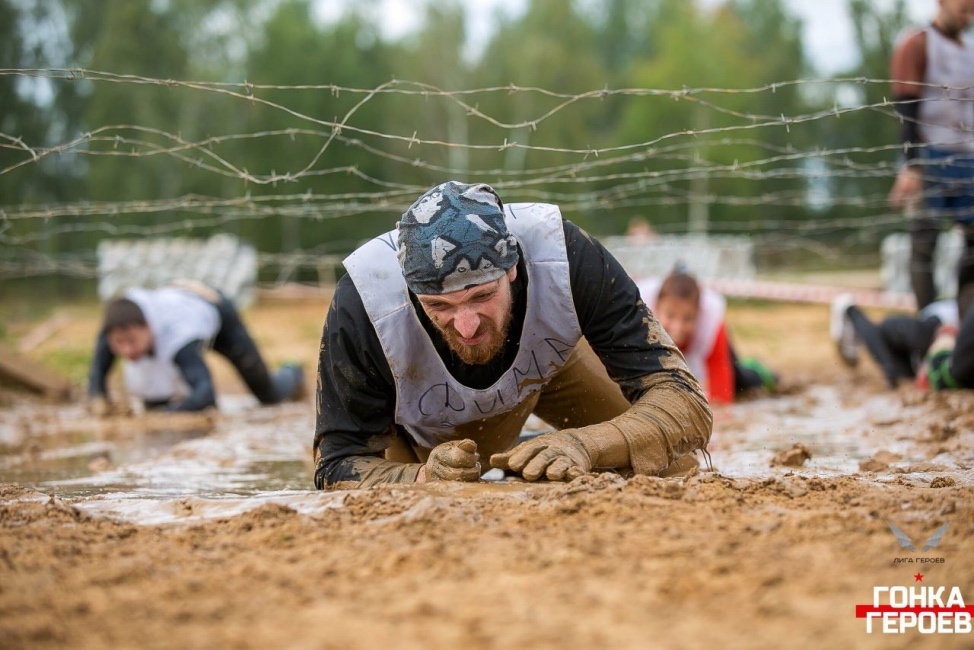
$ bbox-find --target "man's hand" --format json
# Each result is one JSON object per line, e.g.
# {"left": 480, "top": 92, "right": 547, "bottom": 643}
{"left": 920, "top": 324, "right": 960, "bottom": 392}
{"left": 491, "top": 430, "right": 593, "bottom": 482}
{"left": 889, "top": 165, "right": 923, "bottom": 209}
{"left": 423, "top": 439, "right": 481, "bottom": 482}
{"left": 87, "top": 396, "right": 111, "bottom": 418}
{"left": 87, "top": 396, "right": 133, "bottom": 418}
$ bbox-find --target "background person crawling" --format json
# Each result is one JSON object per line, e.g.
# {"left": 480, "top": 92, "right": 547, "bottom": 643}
{"left": 638, "top": 268, "right": 779, "bottom": 404}
{"left": 88, "top": 281, "right": 304, "bottom": 414}
{"left": 314, "top": 181, "right": 712, "bottom": 487}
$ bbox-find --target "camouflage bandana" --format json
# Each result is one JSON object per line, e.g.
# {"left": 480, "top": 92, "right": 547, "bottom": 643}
{"left": 397, "top": 181, "right": 520, "bottom": 295}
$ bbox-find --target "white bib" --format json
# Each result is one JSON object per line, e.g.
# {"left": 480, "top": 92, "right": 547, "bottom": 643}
{"left": 637, "top": 277, "right": 725, "bottom": 387}
{"left": 122, "top": 355, "right": 191, "bottom": 402}
{"left": 918, "top": 27, "right": 974, "bottom": 153}
{"left": 344, "top": 203, "right": 582, "bottom": 448}
{"left": 125, "top": 287, "right": 221, "bottom": 363}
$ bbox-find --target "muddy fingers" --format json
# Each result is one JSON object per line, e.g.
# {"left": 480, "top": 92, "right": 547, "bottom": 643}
{"left": 491, "top": 431, "right": 592, "bottom": 482}
{"left": 425, "top": 438, "right": 481, "bottom": 482}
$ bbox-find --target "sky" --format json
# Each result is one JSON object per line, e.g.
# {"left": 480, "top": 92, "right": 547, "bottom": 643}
{"left": 779, "top": 0, "right": 933, "bottom": 74}
{"left": 314, "top": 0, "right": 937, "bottom": 76}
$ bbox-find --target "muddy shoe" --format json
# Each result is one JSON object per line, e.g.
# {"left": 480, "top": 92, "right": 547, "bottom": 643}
{"left": 829, "top": 293, "right": 859, "bottom": 366}
{"left": 276, "top": 363, "right": 307, "bottom": 402}
{"left": 881, "top": 363, "right": 905, "bottom": 390}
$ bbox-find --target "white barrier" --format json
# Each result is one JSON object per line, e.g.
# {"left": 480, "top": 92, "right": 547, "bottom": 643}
{"left": 610, "top": 233, "right": 917, "bottom": 310}
{"left": 881, "top": 229, "right": 964, "bottom": 299}
{"left": 602, "top": 234, "right": 756, "bottom": 282}
{"left": 97, "top": 234, "right": 257, "bottom": 308}
{"left": 703, "top": 277, "right": 915, "bottom": 310}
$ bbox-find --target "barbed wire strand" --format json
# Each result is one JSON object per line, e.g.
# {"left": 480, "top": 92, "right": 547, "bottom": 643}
{"left": 3, "top": 70, "right": 972, "bottom": 281}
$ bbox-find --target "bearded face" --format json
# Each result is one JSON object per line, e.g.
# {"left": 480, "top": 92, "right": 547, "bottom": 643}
{"left": 418, "top": 267, "right": 517, "bottom": 365}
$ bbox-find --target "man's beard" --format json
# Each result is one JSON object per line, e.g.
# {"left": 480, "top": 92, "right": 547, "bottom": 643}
{"left": 437, "top": 309, "right": 513, "bottom": 365}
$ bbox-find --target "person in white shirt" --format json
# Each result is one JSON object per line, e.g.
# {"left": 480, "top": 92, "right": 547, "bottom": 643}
{"left": 87, "top": 282, "right": 303, "bottom": 413}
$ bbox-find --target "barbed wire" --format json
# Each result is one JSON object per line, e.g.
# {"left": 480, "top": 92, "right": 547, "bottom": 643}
{"left": 2, "top": 69, "right": 972, "bottom": 281}
{"left": 3, "top": 70, "right": 969, "bottom": 180}
{"left": 0, "top": 230, "right": 894, "bottom": 282}
{"left": 0, "top": 135, "right": 928, "bottom": 222}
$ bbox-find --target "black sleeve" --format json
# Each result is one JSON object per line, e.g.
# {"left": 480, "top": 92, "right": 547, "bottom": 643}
{"left": 167, "top": 341, "right": 217, "bottom": 412}
{"left": 313, "top": 274, "right": 407, "bottom": 487}
{"left": 942, "top": 307, "right": 974, "bottom": 387}
{"left": 87, "top": 331, "right": 116, "bottom": 398}
{"left": 893, "top": 94, "right": 922, "bottom": 165}
{"left": 563, "top": 220, "right": 694, "bottom": 401}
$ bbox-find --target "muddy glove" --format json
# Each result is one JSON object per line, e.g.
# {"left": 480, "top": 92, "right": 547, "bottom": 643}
{"left": 493, "top": 422, "right": 634, "bottom": 482}
{"left": 424, "top": 439, "right": 481, "bottom": 482}
{"left": 493, "top": 373, "right": 712, "bottom": 480}
{"left": 924, "top": 324, "right": 960, "bottom": 391}
{"left": 491, "top": 430, "right": 593, "bottom": 481}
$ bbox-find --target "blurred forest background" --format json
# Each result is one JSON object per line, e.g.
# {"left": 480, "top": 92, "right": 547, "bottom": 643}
{"left": 1, "top": 0, "right": 921, "bottom": 294}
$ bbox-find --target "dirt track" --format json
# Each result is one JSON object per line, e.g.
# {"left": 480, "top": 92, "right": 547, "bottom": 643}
{"left": 1, "top": 298, "right": 973, "bottom": 648}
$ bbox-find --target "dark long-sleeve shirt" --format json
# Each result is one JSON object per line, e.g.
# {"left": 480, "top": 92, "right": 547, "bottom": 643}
{"left": 314, "top": 219, "right": 702, "bottom": 487}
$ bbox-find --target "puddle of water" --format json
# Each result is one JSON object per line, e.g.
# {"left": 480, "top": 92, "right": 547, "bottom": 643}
{"left": 709, "top": 385, "right": 969, "bottom": 481}
{"left": 75, "top": 489, "right": 349, "bottom": 526}
{"left": 1, "top": 385, "right": 970, "bottom": 525}
{"left": 2, "top": 446, "right": 115, "bottom": 486}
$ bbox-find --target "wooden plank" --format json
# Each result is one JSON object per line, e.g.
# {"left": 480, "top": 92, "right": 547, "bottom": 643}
{"left": 0, "top": 343, "right": 74, "bottom": 401}
{"left": 17, "top": 313, "right": 71, "bottom": 353}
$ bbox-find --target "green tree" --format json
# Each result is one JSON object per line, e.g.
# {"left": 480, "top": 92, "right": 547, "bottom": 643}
{"left": 63, "top": 0, "right": 189, "bottom": 201}
{"left": 611, "top": 0, "right": 809, "bottom": 235}
{"left": 760, "top": 0, "right": 915, "bottom": 269}
{"left": 0, "top": 0, "right": 58, "bottom": 204}
{"left": 382, "top": 3, "right": 472, "bottom": 185}
{"left": 586, "top": 0, "right": 659, "bottom": 136}
{"left": 57, "top": 0, "right": 266, "bottom": 202}
{"left": 470, "top": 0, "right": 609, "bottom": 233}
{"left": 240, "top": 0, "right": 402, "bottom": 262}
{"left": 818, "top": 0, "right": 911, "bottom": 226}
{"left": 1, "top": 0, "right": 91, "bottom": 297}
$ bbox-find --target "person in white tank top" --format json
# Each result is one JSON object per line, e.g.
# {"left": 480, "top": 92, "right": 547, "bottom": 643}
{"left": 87, "top": 283, "right": 305, "bottom": 414}
{"left": 889, "top": 0, "right": 974, "bottom": 312}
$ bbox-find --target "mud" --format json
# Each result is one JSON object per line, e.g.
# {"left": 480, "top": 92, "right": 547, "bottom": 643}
{"left": 1, "top": 299, "right": 973, "bottom": 648}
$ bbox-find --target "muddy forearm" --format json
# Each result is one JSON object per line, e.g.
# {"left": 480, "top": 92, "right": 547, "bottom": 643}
{"left": 316, "top": 455, "right": 423, "bottom": 489}
{"left": 607, "top": 372, "right": 713, "bottom": 474}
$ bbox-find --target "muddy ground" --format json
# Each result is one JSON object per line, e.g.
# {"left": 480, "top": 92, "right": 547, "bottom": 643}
{"left": 1, "top": 293, "right": 973, "bottom": 649}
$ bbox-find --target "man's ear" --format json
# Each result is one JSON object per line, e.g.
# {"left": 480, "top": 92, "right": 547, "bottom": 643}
{"left": 507, "top": 265, "right": 517, "bottom": 283}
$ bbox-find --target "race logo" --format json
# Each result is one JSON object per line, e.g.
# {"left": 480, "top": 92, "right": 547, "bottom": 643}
{"left": 888, "top": 521, "right": 949, "bottom": 553}
{"left": 887, "top": 521, "right": 948, "bottom": 566}
{"left": 856, "top": 586, "right": 974, "bottom": 634}
{"left": 856, "top": 519, "right": 973, "bottom": 634}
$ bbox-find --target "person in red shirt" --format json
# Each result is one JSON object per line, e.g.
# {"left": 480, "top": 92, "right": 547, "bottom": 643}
{"left": 638, "top": 269, "right": 777, "bottom": 404}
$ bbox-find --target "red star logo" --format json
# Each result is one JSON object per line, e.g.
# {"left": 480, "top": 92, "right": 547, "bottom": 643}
{"left": 914, "top": 572, "right": 924, "bottom": 582}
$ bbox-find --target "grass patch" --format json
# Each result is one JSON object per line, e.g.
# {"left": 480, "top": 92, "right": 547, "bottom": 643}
{"left": 725, "top": 297, "right": 786, "bottom": 310}
{"left": 36, "top": 347, "right": 92, "bottom": 387}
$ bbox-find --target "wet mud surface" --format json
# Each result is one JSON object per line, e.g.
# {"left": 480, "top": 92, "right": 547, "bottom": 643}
{"left": 1, "top": 300, "right": 973, "bottom": 648}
